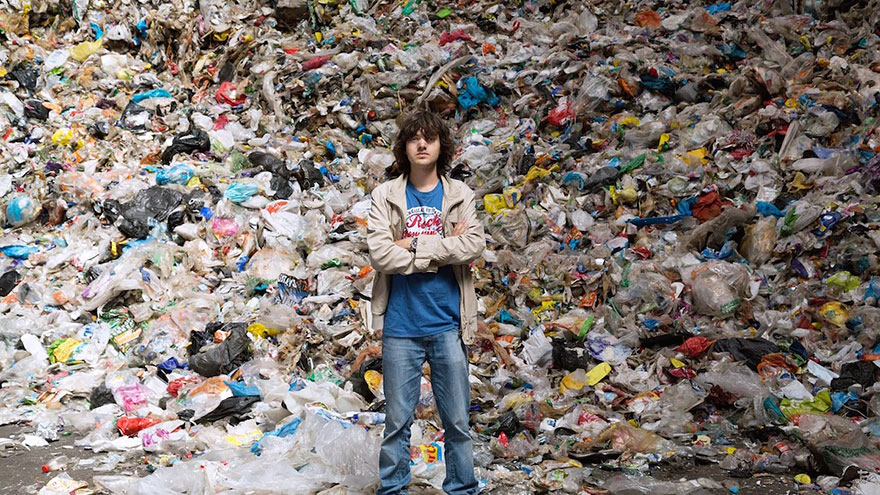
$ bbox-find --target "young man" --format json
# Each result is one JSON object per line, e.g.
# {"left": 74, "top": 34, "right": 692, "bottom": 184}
{"left": 367, "top": 109, "right": 485, "bottom": 495}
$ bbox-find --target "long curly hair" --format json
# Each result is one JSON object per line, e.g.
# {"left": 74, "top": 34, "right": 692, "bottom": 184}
{"left": 391, "top": 109, "right": 456, "bottom": 177}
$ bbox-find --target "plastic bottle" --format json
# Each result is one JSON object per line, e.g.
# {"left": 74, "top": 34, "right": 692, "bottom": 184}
{"left": 774, "top": 439, "right": 796, "bottom": 468}
{"left": 42, "top": 455, "right": 70, "bottom": 473}
{"left": 350, "top": 412, "right": 386, "bottom": 425}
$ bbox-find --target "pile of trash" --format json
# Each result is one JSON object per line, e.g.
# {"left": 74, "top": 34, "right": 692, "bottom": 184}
{"left": 3, "top": 0, "right": 880, "bottom": 493}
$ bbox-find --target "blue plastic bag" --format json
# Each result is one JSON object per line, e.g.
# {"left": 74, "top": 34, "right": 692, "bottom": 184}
{"left": 224, "top": 182, "right": 259, "bottom": 203}
{"left": 6, "top": 196, "right": 39, "bottom": 226}
{"left": 158, "top": 357, "right": 188, "bottom": 372}
{"left": 156, "top": 163, "right": 194, "bottom": 185}
{"left": 250, "top": 417, "right": 302, "bottom": 455}
{"left": 224, "top": 380, "right": 261, "bottom": 397}
{"left": 0, "top": 245, "right": 38, "bottom": 259}
{"left": 132, "top": 89, "right": 172, "bottom": 104}
{"left": 457, "top": 77, "right": 499, "bottom": 109}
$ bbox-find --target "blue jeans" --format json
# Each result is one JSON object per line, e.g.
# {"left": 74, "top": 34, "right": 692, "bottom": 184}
{"left": 378, "top": 330, "right": 478, "bottom": 495}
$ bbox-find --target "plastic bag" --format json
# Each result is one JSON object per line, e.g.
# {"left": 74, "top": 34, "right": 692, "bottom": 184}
{"left": 156, "top": 164, "right": 195, "bottom": 185}
{"left": 520, "top": 327, "right": 553, "bottom": 367}
{"left": 778, "top": 201, "right": 823, "bottom": 237}
{"left": 224, "top": 182, "right": 260, "bottom": 203}
{"left": 684, "top": 261, "right": 750, "bottom": 317}
{"left": 161, "top": 128, "right": 210, "bottom": 164}
{"left": 741, "top": 216, "right": 777, "bottom": 265}
{"left": 117, "top": 186, "right": 184, "bottom": 238}
{"left": 5, "top": 195, "right": 40, "bottom": 227}
{"left": 593, "top": 422, "right": 675, "bottom": 454}
{"left": 70, "top": 40, "right": 102, "bottom": 62}
{"left": 117, "top": 417, "right": 162, "bottom": 437}
{"left": 189, "top": 323, "right": 252, "bottom": 377}
{"left": 695, "top": 363, "right": 770, "bottom": 400}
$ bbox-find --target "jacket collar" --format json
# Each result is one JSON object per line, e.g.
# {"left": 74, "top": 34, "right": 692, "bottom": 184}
{"left": 387, "top": 173, "right": 462, "bottom": 210}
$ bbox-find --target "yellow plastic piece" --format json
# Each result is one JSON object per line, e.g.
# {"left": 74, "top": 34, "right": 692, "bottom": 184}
{"left": 616, "top": 184, "right": 638, "bottom": 203}
{"left": 619, "top": 116, "right": 640, "bottom": 127}
{"left": 117, "top": 69, "right": 136, "bottom": 80}
{"left": 483, "top": 194, "right": 509, "bottom": 214}
{"left": 502, "top": 187, "right": 521, "bottom": 207}
{"left": 586, "top": 362, "right": 611, "bottom": 386}
{"left": 819, "top": 301, "right": 849, "bottom": 327}
{"left": 365, "top": 370, "right": 382, "bottom": 393}
{"left": 52, "top": 128, "right": 74, "bottom": 146}
{"left": 51, "top": 339, "right": 83, "bottom": 363}
{"left": 518, "top": 164, "right": 559, "bottom": 186}
{"left": 531, "top": 300, "right": 557, "bottom": 319}
{"left": 225, "top": 429, "right": 262, "bottom": 447}
{"left": 789, "top": 171, "right": 813, "bottom": 191}
{"left": 247, "top": 322, "right": 280, "bottom": 338}
{"left": 560, "top": 370, "right": 585, "bottom": 393}
{"left": 657, "top": 133, "right": 670, "bottom": 152}
{"left": 70, "top": 41, "right": 102, "bottom": 62}
{"left": 794, "top": 474, "right": 811, "bottom": 485}
{"left": 685, "top": 148, "right": 709, "bottom": 165}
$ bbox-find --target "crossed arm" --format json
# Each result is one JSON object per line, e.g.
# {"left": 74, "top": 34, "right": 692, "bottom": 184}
{"left": 367, "top": 190, "right": 486, "bottom": 274}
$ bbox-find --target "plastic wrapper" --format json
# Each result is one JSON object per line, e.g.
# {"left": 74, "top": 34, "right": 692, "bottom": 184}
{"left": 590, "top": 423, "right": 675, "bottom": 455}
{"left": 682, "top": 261, "right": 751, "bottom": 317}
{"left": 741, "top": 216, "right": 777, "bottom": 266}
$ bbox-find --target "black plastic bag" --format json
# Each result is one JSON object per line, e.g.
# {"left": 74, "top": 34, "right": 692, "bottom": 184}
{"left": 449, "top": 163, "right": 473, "bottom": 180}
{"left": 89, "top": 383, "right": 116, "bottom": 410}
{"left": 350, "top": 356, "right": 382, "bottom": 402}
{"left": 496, "top": 410, "right": 523, "bottom": 437}
{"left": 270, "top": 175, "right": 294, "bottom": 199}
{"left": 584, "top": 166, "right": 621, "bottom": 192}
{"left": 0, "top": 270, "right": 22, "bottom": 297}
{"left": 831, "top": 361, "right": 879, "bottom": 391}
{"left": 551, "top": 338, "right": 592, "bottom": 372}
{"left": 166, "top": 207, "right": 187, "bottom": 232}
{"left": 249, "top": 151, "right": 289, "bottom": 178}
{"left": 196, "top": 396, "right": 260, "bottom": 424}
{"left": 711, "top": 338, "right": 779, "bottom": 370}
{"left": 23, "top": 100, "right": 49, "bottom": 121}
{"left": 189, "top": 323, "right": 252, "bottom": 377}
{"left": 292, "top": 159, "right": 324, "bottom": 189}
{"left": 118, "top": 101, "right": 153, "bottom": 130}
{"left": 97, "top": 199, "right": 122, "bottom": 224}
{"left": 184, "top": 189, "right": 207, "bottom": 216}
{"left": 8, "top": 66, "right": 38, "bottom": 92}
{"left": 639, "top": 333, "right": 687, "bottom": 348}
{"left": 161, "top": 129, "right": 210, "bottom": 164}
{"left": 117, "top": 186, "right": 184, "bottom": 239}
{"left": 90, "top": 121, "right": 110, "bottom": 138}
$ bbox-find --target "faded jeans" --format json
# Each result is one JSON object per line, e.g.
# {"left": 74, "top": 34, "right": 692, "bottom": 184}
{"left": 377, "top": 329, "right": 478, "bottom": 495}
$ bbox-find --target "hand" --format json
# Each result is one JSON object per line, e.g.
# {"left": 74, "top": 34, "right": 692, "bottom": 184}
{"left": 451, "top": 221, "right": 468, "bottom": 236}
{"left": 394, "top": 238, "right": 412, "bottom": 250}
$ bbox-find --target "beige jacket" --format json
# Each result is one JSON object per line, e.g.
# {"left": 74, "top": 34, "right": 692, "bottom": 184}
{"left": 367, "top": 174, "right": 486, "bottom": 345}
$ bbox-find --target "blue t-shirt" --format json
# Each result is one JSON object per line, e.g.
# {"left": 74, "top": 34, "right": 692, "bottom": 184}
{"left": 384, "top": 180, "right": 461, "bottom": 338}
